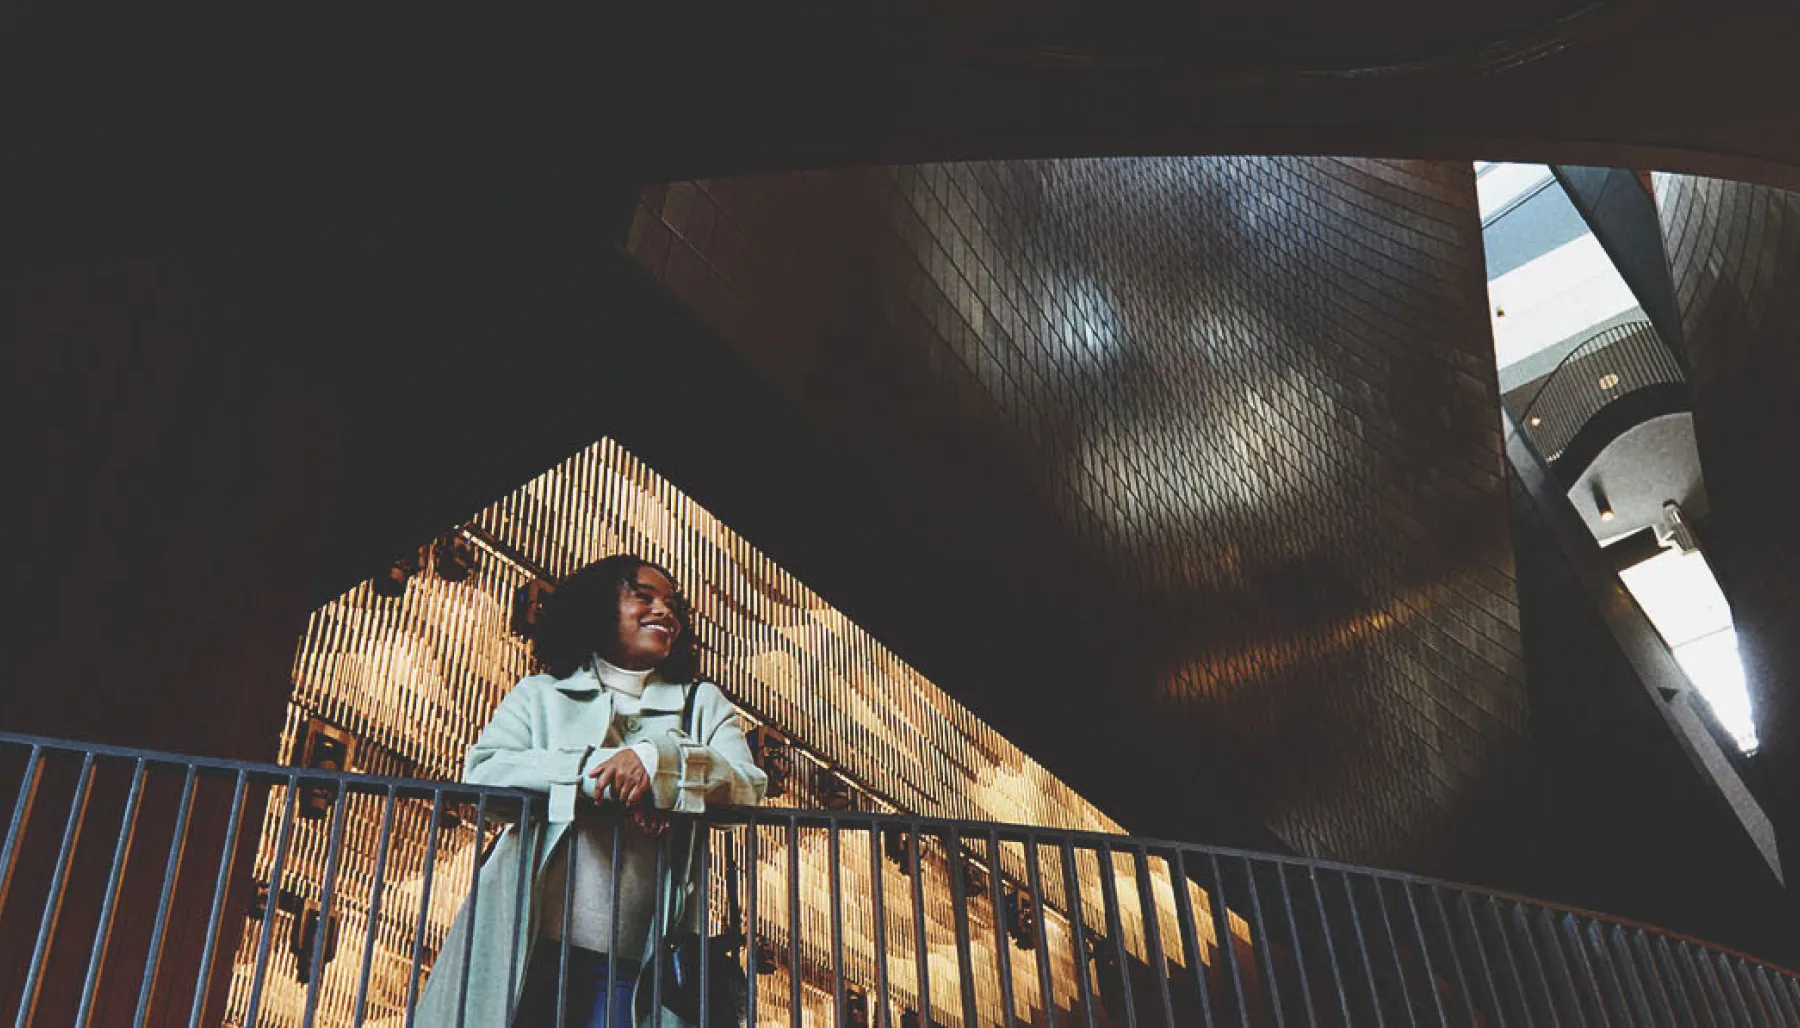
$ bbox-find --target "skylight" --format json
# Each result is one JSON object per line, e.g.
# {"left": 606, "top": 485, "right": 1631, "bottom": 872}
{"left": 1618, "top": 548, "right": 1758, "bottom": 752}
{"left": 1477, "top": 162, "right": 1552, "bottom": 222}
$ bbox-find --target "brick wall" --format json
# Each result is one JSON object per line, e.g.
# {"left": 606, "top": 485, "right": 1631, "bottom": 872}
{"left": 625, "top": 157, "right": 1530, "bottom": 878}
{"left": 1656, "top": 174, "right": 1800, "bottom": 858}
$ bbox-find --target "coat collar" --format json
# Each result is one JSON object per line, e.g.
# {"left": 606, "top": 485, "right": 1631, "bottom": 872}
{"left": 551, "top": 665, "right": 690, "bottom": 708}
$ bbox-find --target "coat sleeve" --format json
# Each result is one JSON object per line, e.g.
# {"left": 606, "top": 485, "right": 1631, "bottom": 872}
{"left": 644, "top": 682, "right": 769, "bottom": 813}
{"left": 464, "top": 678, "right": 591, "bottom": 824}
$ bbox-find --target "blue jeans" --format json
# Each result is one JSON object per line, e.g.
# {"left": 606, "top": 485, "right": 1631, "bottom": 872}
{"left": 511, "top": 942, "right": 638, "bottom": 1028}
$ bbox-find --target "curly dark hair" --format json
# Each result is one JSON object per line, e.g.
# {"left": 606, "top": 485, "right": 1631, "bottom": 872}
{"left": 531, "top": 553, "right": 700, "bottom": 682}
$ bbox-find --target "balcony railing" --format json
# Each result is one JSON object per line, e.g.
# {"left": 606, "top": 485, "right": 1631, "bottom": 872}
{"left": 1509, "top": 319, "right": 1687, "bottom": 468}
{"left": 3, "top": 731, "right": 1798, "bottom": 1026}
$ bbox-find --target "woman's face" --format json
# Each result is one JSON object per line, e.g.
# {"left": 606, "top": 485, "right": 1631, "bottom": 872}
{"left": 610, "top": 565, "right": 683, "bottom": 670}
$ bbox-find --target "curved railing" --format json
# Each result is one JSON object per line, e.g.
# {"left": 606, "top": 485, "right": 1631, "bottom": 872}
{"left": 2, "top": 731, "right": 1796, "bottom": 1026}
{"left": 1510, "top": 319, "right": 1687, "bottom": 466}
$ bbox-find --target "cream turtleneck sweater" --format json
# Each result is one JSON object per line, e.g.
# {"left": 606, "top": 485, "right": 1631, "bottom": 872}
{"left": 535, "top": 656, "right": 670, "bottom": 960}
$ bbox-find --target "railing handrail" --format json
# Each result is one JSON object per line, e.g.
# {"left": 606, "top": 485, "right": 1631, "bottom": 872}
{"left": 1512, "top": 317, "right": 1687, "bottom": 464}
{"left": 0, "top": 729, "right": 542, "bottom": 815}
{"left": 5, "top": 728, "right": 1794, "bottom": 983}
{"left": 710, "top": 806, "right": 1800, "bottom": 982}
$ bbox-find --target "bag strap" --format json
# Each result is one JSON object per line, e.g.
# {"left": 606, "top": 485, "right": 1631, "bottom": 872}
{"left": 681, "top": 682, "right": 700, "bottom": 738}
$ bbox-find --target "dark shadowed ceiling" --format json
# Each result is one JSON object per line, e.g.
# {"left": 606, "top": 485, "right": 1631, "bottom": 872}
{"left": 7, "top": 2, "right": 1800, "bottom": 277}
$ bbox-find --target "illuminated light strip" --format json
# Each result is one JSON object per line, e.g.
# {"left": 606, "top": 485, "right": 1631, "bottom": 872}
{"left": 223, "top": 436, "right": 1254, "bottom": 1026}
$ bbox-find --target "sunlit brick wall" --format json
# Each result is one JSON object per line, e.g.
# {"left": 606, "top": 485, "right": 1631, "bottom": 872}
{"left": 226, "top": 438, "right": 1240, "bottom": 1027}
{"left": 628, "top": 158, "right": 1531, "bottom": 876}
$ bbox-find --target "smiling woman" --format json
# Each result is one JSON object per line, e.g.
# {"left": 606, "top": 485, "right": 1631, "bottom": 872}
{"left": 415, "top": 553, "right": 767, "bottom": 1027}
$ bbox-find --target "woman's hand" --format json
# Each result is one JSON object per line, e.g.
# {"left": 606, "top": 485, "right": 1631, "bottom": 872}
{"left": 587, "top": 749, "right": 650, "bottom": 807}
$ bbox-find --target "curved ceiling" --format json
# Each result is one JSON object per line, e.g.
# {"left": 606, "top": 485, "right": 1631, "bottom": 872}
{"left": 6, "top": 2, "right": 1800, "bottom": 272}
{"left": 1566, "top": 411, "right": 1706, "bottom": 543}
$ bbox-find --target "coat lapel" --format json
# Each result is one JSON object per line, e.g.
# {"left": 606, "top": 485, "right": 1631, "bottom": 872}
{"left": 550, "top": 666, "right": 617, "bottom": 743}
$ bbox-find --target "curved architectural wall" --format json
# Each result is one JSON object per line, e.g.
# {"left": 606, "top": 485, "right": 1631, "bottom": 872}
{"left": 1657, "top": 173, "right": 1800, "bottom": 850}
{"left": 223, "top": 438, "right": 1202, "bottom": 1028}
{"left": 628, "top": 157, "right": 1530, "bottom": 878}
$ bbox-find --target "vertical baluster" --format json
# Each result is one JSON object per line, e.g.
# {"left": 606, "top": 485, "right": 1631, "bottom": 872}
{"left": 452, "top": 793, "right": 490, "bottom": 1028}
{"left": 1453, "top": 893, "right": 1504, "bottom": 1028}
{"left": 1602, "top": 923, "right": 1654, "bottom": 1026}
{"left": 1168, "top": 850, "right": 1217, "bottom": 1028}
{"left": 75, "top": 757, "right": 147, "bottom": 1027}
{"left": 1531, "top": 908, "right": 1588, "bottom": 1027}
{"left": 948, "top": 826, "right": 982, "bottom": 1028}
{"left": 1060, "top": 839, "right": 1099, "bottom": 1028}
{"left": 1276, "top": 865, "right": 1319, "bottom": 1028}
{"left": 1627, "top": 930, "right": 1677, "bottom": 1027}
{"left": 1024, "top": 834, "right": 1059, "bottom": 1028}
{"left": 352, "top": 785, "right": 401, "bottom": 1026}
{"left": 1668, "top": 939, "right": 1721, "bottom": 1027}
{"left": 988, "top": 830, "right": 1019, "bottom": 1028}
{"left": 1134, "top": 847, "right": 1176, "bottom": 1028}
{"left": 606, "top": 818, "right": 625, "bottom": 1028}
{"left": 1308, "top": 866, "right": 1352, "bottom": 1025}
{"left": 1753, "top": 962, "right": 1798, "bottom": 1025}
{"left": 1777, "top": 969, "right": 1800, "bottom": 1023}
{"left": 135, "top": 764, "right": 198, "bottom": 1028}
{"left": 912, "top": 825, "right": 935, "bottom": 1028}
{"left": 1340, "top": 873, "right": 1386, "bottom": 1028}
{"left": 402, "top": 788, "right": 446, "bottom": 1028}
{"left": 1427, "top": 887, "right": 1475, "bottom": 1026}
{"left": 1583, "top": 916, "right": 1633, "bottom": 1025}
{"left": 1400, "top": 882, "right": 1446, "bottom": 1028}
{"left": 747, "top": 815, "right": 761, "bottom": 1026}
{"left": 0, "top": 744, "right": 43, "bottom": 913}
{"left": 870, "top": 824, "right": 894, "bottom": 1028}
{"left": 789, "top": 815, "right": 803, "bottom": 1028}
{"left": 1204, "top": 853, "right": 1252, "bottom": 1027}
{"left": 18, "top": 752, "right": 95, "bottom": 1027}
{"left": 1746, "top": 959, "right": 1784, "bottom": 1025}
{"left": 242, "top": 774, "right": 300, "bottom": 1027}
{"left": 698, "top": 825, "right": 713, "bottom": 1028}
{"left": 1701, "top": 947, "right": 1751, "bottom": 1026}
{"left": 554, "top": 804, "right": 578, "bottom": 1028}
{"left": 1374, "top": 880, "right": 1419, "bottom": 1028}
{"left": 303, "top": 779, "right": 353, "bottom": 1027}
{"left": 1243, "top": 857, "right": 1288, "bottom": 1028}
{"left": 831, "top": 818, "right": 848, "bottom": 1027}
{"left": 189, "top": 771, "right": 249, "bottom": 1028}
{"left": 652, "top": 827, "right": 670, "bottom": 1024}
{"left": 1484, "top": 897, "right": 1536, "bottom": 1027}
{"left": 1094, "top": 841, "right": 1138, "bottom": 1028}
{"left": 506, "top": 800, "right": 535, "bottom": 1026}
{"left": 1720, "top": 954, "right": 1766, "bottom": 1026}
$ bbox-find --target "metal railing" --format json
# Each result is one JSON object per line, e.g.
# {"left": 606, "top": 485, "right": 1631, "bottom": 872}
{"left": 1510, "top": 319, "right": 1686, "bottom": 465}
{"left": 3, "top": 731, "right": 1799, "bottom": 1027}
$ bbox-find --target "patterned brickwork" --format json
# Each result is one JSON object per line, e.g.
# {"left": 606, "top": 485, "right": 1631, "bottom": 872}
{"left": 627, "top": 157, "right": 1530, "bottom": 875}
{"left": 227, "top": 438, "right": 1192, "bottom": 1028}
{"left": 1656, "top": 173, "right": 1800, "bottom": 847}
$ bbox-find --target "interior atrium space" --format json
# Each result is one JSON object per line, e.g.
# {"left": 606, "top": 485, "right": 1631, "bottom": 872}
{"left": 17, "top": 8, "right": 1800, "bottom": 1022}
{"left": 1480, "top": 162, "right": 1757, "bottom": 754}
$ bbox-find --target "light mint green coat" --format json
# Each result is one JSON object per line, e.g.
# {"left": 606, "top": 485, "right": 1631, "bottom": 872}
{"left": 416, "top": 667, "right": 768, "bottom": 1027}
